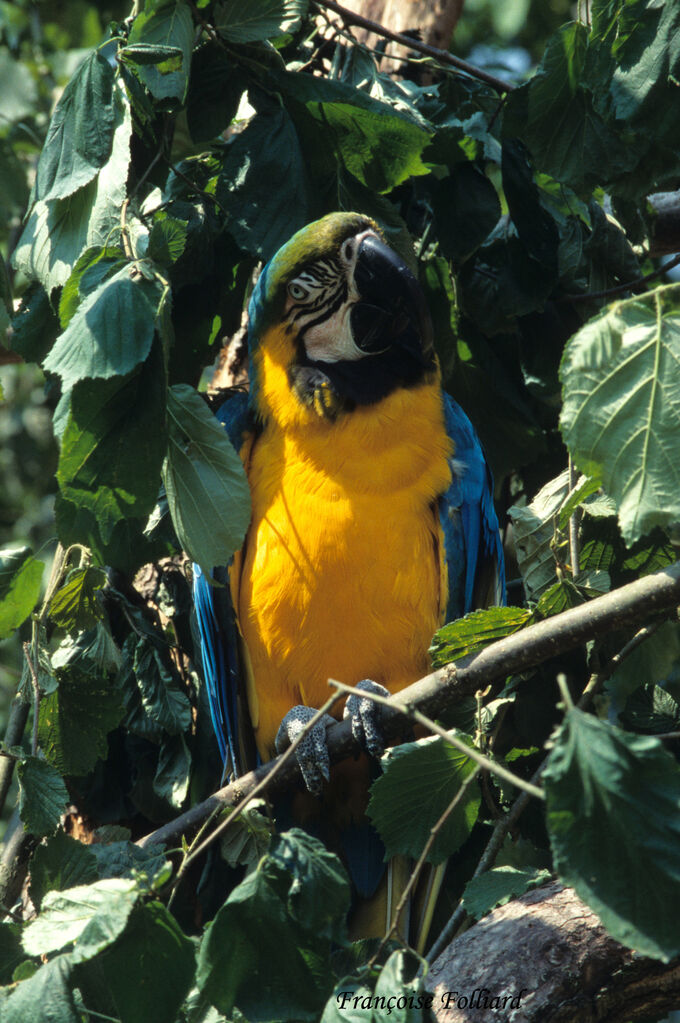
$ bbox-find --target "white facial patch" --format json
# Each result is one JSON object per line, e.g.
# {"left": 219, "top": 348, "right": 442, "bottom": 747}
{"left": 285, "top": 230, "right": 381, "bottom": 364}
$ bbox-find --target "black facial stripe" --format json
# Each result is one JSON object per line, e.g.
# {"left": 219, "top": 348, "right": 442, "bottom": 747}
{"left": 299, "top": 280, "right": 348, "bottom": 334}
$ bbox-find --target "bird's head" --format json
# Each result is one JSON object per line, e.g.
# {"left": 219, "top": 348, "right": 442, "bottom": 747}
{"left": 247, "top": 212, "right": 437, "bottom": 423}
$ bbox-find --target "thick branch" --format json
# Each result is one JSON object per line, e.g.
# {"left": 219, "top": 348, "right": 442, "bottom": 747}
{"left": 137, "top": 560, "right": 680, "bottom": 850}
{"left": 426, "top": 882, "right": 680, "bottom": 1023}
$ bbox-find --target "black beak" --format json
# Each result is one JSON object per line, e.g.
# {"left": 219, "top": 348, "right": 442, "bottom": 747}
{"left": 350, "top": 234, "right": 433, "bottom": 362}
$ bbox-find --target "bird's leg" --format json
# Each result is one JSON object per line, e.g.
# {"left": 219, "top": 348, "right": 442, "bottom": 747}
{"left": 343, "top": 678, "right": 390, "bottom": 758}
{"left": 275, "top": 706, "right": 336, "bottom": 795}
{"left": 276, "top": 679, "right": 390, "bottom": 795}
{"left": 288, "top": 365, "right": 346, "bottom": 421}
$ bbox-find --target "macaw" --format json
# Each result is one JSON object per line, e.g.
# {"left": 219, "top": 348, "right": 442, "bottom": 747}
{"left": 193, "top": 211, "right": 505, "bottom": 938}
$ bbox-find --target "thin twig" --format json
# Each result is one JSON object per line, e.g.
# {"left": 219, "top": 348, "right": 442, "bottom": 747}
{"left": 0, "top": 700, "right": 30, "bottom": 820}
{"left": 315, "top": 0, "right": 514, "bottom": 94}
{"left": 329, "top": 680, "right": 545, "bottom": 800}
{"left": 22, "top": 643, "right": 40, "bottom": 757}
{"left": 371, "top": 765, "right": 483, "bottom": 968}
{"left": 166, "top": 691, "right": 343, "bottom": 908}
{"left": 562, "top": 252, "right": 680, "bottom": 304}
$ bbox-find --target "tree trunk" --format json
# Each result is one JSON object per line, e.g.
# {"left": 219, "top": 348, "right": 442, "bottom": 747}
{"left": 426, "top": 882, "right": 680, "bottom": 1023}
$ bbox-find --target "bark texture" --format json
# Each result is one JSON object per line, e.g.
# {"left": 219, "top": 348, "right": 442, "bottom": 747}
{"left": 426, "top": 882, "right": 680, "bottom": 1023}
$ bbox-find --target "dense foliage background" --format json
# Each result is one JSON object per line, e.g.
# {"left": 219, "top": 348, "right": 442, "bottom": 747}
{"left": 2, "top": 0, "right": 680, "bottom": 1019}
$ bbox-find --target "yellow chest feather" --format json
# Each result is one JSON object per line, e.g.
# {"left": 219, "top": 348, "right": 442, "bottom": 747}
{"left": 233, "top": 331, "right": 452, "bottom": 758}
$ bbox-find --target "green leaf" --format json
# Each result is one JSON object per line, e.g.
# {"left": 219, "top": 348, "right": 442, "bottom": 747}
{"left": 127, "top": 1, "right": 194, "bottom": 102}
{"left": 196, "top": 829, "right": 348, "bottom": 1021}
{"left": 90, "top": 839, "right": 168, "bottom": 883}
{"left": 372, "top": 950, "right": 427, "bottom": 1023}
{"left": 22, "top": 878, "right": 139, "bottom": 961}
{"left": 621, "top": 683, "right": 680, "bottom": 736}
{"left": 13, "top": 90, "right": 132, "bottom": 294}
{"left": 430, "top": 606, "right": 531, "bottom": 668}
{"left": 432, "top": 163, "right": 501, "bottom": 264}
{"left": 0, "top": 923, "right": 24, "bottom": 985}
{"left": 84, "top": 902, "right": 196, "bottom": 1023}
{"left": 48, "top": 566, "right": 107, "bottom": 632}
{"left": 462, "top": 866, "right": 551, "bottom": 920}
{"left": 38, "top": 628, "right": 125, "bottom": 776}
{"left": 56, "top": 341, "right": 167, "bottom": 544}
{"left": 58, "top": 245, "right": 127, "bottom": 328}
{"left": 368, "top": 736, "right": 481, "bottom": 864}
{"left": 148, "top": 214, "right": 188, "bottom": 266}
{"left": 279, "top": 71, "right": 430, "bottom": 193}
{"left": 29, "top": 830, "right": 99, "bottom": 910}
{"left": 186, "top": 42, "right": 244, "bottom": 142}
{"left": 606, "top": 621, "right": 680, "bottom": 708}
{"left": 0, "top": 955, "right": 79, "bottom": 1023}
{"left": 215, "top": 0, "right": 308, "bottom": 42}
{"left": 216, "top": 101, "right": 314, "bottom": 261}
{"left": 153, "top": 733, "right": 191, "bottom": 808}
{"left": 0, "top": 546, "right": 44, "bottom": 639}
{"left": 8, "top": 282, "right": 60, "bottom": 363}
{"left": 508, "top": 469, "right": 570, "bottom": 600}
{"left": 534, "top": 579, "right": 584, "bottom": 617}
{"left": 560, "top": 287, "right": 680, "bottom": 546}
{"left": 163, "top": 384, "right": 251, "bottom": 573}
{"left": 34, "top": 52, "right": 115, "bottom": 203}
{"left": 220, "top": 801, "right": 272, "bottom": 873}
{"left": 134, "top": 639, "right": 192, "bottom": 736}
{"left": 44, "top": 266, "right": 163, "bottom": 390}
{"left": 588, "top": 1, "right": 680, "bottom": 164}
{"left": 502, "top": 22, "right": 637, "bottom": 195}
{"left": 557, "top": 474, "right": 602, "bottom": 530}
{"left": 17, "top": 757, "right": 70, "bottom": 838}
{"left": 544, "top": 708, "right": 680, "bottom": 961}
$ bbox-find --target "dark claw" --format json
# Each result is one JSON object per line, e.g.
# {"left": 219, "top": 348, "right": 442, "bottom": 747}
{"left": 275, "top": 705, "right": 334, "bottom": 795}
{"left": 344, "top": 678, "right": 390, "bottom": 758}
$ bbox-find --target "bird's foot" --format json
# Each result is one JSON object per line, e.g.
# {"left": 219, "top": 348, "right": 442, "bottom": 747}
{"left": 344, "top": 679, "right": 390, "bottom": 758}
{"left": 275, "top": 706, "right": 336, "bottom": 795}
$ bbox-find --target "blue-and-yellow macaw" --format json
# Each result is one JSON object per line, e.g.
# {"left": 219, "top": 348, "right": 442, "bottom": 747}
{"left": 193, "top": 211, "right": 504, "bottom": 937}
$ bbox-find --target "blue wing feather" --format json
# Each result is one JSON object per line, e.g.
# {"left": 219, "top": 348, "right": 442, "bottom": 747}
{"left": 192, "top": 391, "right": 254, "bottom": 776}
{"left": 439, "top": 393, "right": 505, "bottom": 621}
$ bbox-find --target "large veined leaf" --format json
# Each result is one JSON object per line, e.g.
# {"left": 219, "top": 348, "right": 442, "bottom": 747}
{"left": 544, "top": 709, "right": 680, "bottom": 961}
{"left": 33, "top": 52, "right": 115, "bottom": 203}
{"left": 12, "top": 87, "right": 132, "bottom": 294}
{"left": 43, "top": 266, "right": 163, "bottom": 390}
{"left": 560, "top": 286, "right": 680, "bottom": 546}
{"left": 368, "top": 735, "right": 481, "bottom": 864}
{"left": 216, "top": 101, "right": 314, "bottom": 261}
{"left": 196, "top": 830, "right": 348, "bottom": 1022}
{"left": 22, "top": 878, "right": 139, "bottom": 961}
{"left": 430, "top": 606, "right": 531, "bottom": 668}
{"left": 508, "top": 469, "right": 569, "bottom": 600}
{"left": 162, "top": 384, "right": 251, "bottom": 573}
{"left": 17, "top": 757, "right": 70, "bottom": 838}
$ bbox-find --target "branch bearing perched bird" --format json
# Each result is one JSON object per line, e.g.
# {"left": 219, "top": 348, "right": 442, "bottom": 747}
{"left": 193, "top": 212, "right": 505, "bottom": 936}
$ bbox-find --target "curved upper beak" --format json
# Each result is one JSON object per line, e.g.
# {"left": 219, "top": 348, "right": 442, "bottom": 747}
{"left": 350, "top": 234, "right": 434, "bottom": 362}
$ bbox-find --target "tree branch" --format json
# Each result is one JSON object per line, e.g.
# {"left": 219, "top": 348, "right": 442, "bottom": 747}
{"left": 314, "top": 0, "right": 514, "bottom": 94}
{"left": 426, "top": 882, "right": 680, "bottom": 1022}
{"left": 136, "top": 559, "right": 680, "bottom": 850}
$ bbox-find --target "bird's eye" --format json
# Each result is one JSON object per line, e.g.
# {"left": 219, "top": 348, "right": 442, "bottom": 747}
{"left": 288, "top": 282, "right": 308, "bottom": 301}
{"left": 341, "top": 239, "right": 354, "bottom": 262}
